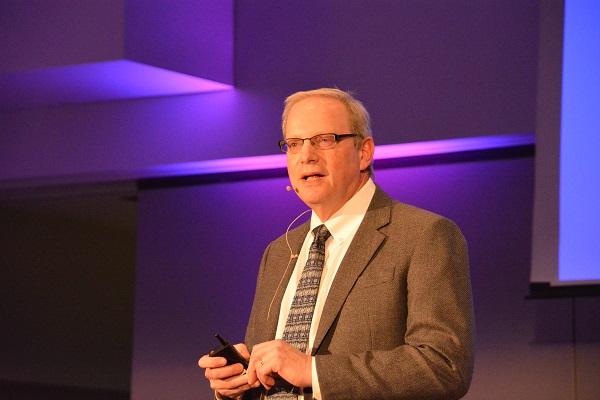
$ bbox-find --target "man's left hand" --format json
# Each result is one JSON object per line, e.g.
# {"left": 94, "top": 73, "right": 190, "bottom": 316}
{"left": 246, "top": 339, "right": 312, "bottom": 390}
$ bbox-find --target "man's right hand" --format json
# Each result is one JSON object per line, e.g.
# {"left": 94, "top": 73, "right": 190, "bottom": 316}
{"left": 198, "top": 343, "right": 259, "bottom": 400}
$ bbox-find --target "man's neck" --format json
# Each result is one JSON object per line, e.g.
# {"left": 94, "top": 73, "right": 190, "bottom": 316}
{"left": 313, "top": 173, "right": 371, "bottom": 222}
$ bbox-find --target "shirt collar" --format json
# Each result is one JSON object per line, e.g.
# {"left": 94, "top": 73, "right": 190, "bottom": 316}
{"left": 310, "top": 178, "right": 376, "bottom": 242}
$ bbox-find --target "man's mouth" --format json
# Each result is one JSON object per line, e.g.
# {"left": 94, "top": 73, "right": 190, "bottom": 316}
{"left": 302, "top": 173, "right": 324, "bottom": 181}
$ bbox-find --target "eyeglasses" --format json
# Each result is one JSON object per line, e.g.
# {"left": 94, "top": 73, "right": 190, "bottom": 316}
{"left": 278, "top": 133, "right": 357, "bottom": 154}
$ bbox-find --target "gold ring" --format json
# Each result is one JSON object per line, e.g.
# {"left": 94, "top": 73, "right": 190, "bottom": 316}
{"left": 259, "top": 359, "right": 264, "bottom": 365}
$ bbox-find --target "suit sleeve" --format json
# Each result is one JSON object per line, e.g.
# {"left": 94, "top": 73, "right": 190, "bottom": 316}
{"left": 245, "top": 241, "right": 272, "bottom": 353}
{"left": 242, "top": 243, "right": 271, "bottom": 400}
{"left": 315, "top": 217, "right": 474, "bottom": 400}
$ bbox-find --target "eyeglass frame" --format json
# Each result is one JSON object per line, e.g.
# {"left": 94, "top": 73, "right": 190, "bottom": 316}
{"left": 278, "top": 133, "right": 358, "bottom": 153}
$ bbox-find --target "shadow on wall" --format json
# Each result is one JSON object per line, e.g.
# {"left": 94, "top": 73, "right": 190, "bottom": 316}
{"left": 533, "top": 297, "right": 600, "bottom": 345}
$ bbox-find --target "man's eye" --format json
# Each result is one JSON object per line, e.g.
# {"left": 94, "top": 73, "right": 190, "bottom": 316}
{"left": 288, "top": 141, "right": 300, "bottom": 148}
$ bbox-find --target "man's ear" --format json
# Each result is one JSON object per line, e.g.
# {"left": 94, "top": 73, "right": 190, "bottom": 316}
{"left": 359, "top": 137, "right": 375, "bottom": 171}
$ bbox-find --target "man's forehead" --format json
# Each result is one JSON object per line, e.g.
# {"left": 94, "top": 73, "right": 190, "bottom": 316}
{"left": 284, "top": 96, "right": 351, "bottom": 137}
{"left": 287, "top": 97, "right": 349, "bottom": 123}
{"left": 293, "top": 95, "right": 343, "bottom": 110}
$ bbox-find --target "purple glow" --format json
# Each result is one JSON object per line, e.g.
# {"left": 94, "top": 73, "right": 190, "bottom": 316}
{"left": 0, "top": 60, "right": 233, "bottom": 109}
{"left": 374, "top": 134, "right": 534, "bottom": 159}
{"left": 558, "top": 0, "right": 600, "bottom": 283}
{"left": 144, "top": 133, "right": 535, "bottom": 178}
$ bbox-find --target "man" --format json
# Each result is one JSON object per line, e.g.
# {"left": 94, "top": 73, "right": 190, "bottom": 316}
{"left": 199, "top": 88, "right": 474, "bottom": 399}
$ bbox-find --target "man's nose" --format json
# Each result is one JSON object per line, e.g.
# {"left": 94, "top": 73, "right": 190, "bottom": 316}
{"left": 299, "top": 138, "right": 318, "bottom": 162}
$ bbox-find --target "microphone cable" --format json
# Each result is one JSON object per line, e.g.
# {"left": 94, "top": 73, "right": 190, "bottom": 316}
{"left": 266, "top": 208, "right": 311, "bottom": 320}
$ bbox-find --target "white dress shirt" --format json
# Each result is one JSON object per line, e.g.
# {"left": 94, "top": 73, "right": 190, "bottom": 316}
{"left": 275, "top": 179, "right": 376, "bottom": 399}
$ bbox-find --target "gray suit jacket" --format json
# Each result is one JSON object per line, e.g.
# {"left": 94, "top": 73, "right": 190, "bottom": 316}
{"left": 245, "top": 186, "right": 474, "bottom": 400}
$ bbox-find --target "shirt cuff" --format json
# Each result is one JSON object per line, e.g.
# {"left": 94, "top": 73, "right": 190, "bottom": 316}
{"left": 311, "top": 356, "right": 322, "bottom": 399}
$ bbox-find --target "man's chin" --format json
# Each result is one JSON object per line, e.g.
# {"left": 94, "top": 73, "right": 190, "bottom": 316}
{"left": 297, "top": 191, "right": 326, "bottom": 207}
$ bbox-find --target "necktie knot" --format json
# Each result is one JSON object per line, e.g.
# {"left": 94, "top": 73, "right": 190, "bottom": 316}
{"left": 312, "top": 224, "right": 331, "bottom": 245}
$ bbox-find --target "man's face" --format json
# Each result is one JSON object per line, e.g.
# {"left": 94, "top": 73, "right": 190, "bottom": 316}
{"left": 284, "top": 96, "right": 373, "bottom": 221}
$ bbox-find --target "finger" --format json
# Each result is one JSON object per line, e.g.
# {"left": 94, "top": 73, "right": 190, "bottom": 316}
{"left": 210, "top": 368, "right": 253, "bottom": 398}
{"left": 257, "top": 369, "right": 275, "bottom": 391}
{"left": 249, "top": 352, "right": 277, "bottom": 390}
{"left": 216, "top": 381, "right": 257, "bottom": 400}
{"left": 213, "top": 368, "right": 262, "bottom": 397}
{"left": 216, "top": 371, "right": 249, "bottom": 389}
{"left": 205, "top": 363, "right": 246, "bottom": 381}
{"left": 233, "top": 343, "right": 251, "bottom": 359}
{"left": 246, "top": 355, "right": 258, "bottom": 385}
{"left": 247, "top": 344, "right": 267, "bottom": 385}
{"left": 199, "top": 354, "right": 227, "bottom": 369}
{"left": 255, "top": 361, "right": 277, "bottom": 390}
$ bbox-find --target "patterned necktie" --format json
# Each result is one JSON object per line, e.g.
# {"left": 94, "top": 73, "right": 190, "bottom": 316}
{"left": 269, "top": 224, "right": 331, "bottom": 399}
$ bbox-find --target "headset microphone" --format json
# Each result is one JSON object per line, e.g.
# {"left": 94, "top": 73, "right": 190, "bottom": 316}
{"left": 286, "top": 185, "right": 299, "bottom": 193}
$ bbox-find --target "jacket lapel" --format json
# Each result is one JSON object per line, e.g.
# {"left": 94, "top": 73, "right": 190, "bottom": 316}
{"left": 312, "top": 186, "right": 392, "bottom": 353}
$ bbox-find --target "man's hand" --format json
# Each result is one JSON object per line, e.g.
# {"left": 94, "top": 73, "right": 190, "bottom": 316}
{"left": 198, "top": 343, "right": 259, "bottom": 399}
{"left": 247, "top": 339, "right": 312, "bottom": 391}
